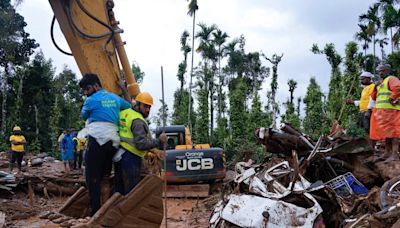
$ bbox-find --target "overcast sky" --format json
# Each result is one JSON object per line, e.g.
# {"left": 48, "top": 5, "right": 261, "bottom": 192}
{"left": 16, "top": 0, "right": 377, "bottom": 120}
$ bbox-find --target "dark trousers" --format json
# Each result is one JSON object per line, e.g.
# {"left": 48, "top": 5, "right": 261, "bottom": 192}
{"left": 10, "top": 151, "right": 24, "bottom": 170}
{"left": 74, "top": 151, "right": 83, "bottom": 169}
{"left": 114, "top": 150, "right": 142, "bottom": 195}
{"left": 358, "top": 112, "right": 371, "bottom": 134}
{"left": 84, "top": 136, "right": 116, "bottom": 216}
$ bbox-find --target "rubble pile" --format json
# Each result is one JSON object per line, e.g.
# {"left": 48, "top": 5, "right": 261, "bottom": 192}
{"left": 0, "top": 152, "right": 85, "bottom": 196}
{"left": 209, "top": 124, "right": 400, "bottom": 227}
{"left": 0, "top": 151, "right": 86, "bottom": 227}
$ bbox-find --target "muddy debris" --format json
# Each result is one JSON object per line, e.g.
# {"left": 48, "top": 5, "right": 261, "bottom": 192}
{"left": 209, "top": 123, "right": 400, "bottom": 227}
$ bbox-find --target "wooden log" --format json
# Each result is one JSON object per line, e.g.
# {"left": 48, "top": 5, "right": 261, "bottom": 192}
{"left": 23, "top": 173, "right": 86, "bottom": 184}
{"left": 259, "top": 128, "right": 313, "bottom": 156}
{"left": 28, "top": 180, "right": 35, "bottom": 207}
{"left": 32, "top": 182, "right": 79, "bottom": 195}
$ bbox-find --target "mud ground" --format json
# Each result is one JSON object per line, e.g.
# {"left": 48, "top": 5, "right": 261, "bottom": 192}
{"left": 2, "top": 193, "right": 214, "bottom": 228}
{"left": 0, "top": 159, "right": 215, "bottom": 227}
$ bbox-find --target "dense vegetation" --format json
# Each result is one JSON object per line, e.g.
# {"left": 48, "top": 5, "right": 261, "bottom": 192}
{"left": 1, "top": 0, "right": 400, "bottom": 162}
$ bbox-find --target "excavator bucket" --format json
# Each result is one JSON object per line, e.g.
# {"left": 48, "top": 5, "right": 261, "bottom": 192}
{"left": 59, "top": 175, "right": 164, "bottom": 227}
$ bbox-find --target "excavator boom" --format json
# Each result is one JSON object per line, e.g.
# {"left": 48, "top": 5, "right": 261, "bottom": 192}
{"left": 48, "top": 0, "right": 140, "bottom": 98}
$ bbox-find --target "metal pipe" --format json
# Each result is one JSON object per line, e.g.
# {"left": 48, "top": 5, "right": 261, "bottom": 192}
{"left": 161, "top": 66, "right": 168, "bottom": 228}
{"left": 112, "top": 30, "right": 140, "bottom": 98}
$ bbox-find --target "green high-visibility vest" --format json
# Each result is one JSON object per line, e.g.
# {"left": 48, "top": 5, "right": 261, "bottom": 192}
{"left": 376, "top": 76, "right": 400, "bottom": 110}
{"left": 119, "top": 109, "right": 148, "bottom": 158}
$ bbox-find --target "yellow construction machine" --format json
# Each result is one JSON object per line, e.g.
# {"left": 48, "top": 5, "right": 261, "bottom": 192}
{"left": 48, "top": 0, "right": 163, "bottom": 227}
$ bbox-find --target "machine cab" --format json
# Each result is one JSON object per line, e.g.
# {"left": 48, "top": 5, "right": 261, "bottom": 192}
{"left": 155, "top": 125, "right": 192, "bottom": 150}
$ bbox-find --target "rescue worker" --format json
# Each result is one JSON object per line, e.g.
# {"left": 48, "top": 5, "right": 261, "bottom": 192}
{"left": 72, "top": 133, "right": 86, "bottom": 170}
{"left": 370, "top": 64, "right": 400, "bottom": 161}
{"left": 114, "top": 92, "right": 166, "bottom": 195}
{"left": 346, "top": 71, "right": 375, "bottom": 134}
{"left": 79, "top": 73, "right": 131, "bottom": 216}
{"left": 61, "top": 128, "right": 75, "bottom": 174}
{"left": 9, "top": 126, "right": 26, "bottom": 173}
{"left": 57, "top": 129, "right": 66, "bottom": 159}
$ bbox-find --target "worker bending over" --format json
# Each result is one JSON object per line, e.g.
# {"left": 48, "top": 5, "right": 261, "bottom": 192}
{"left": 114, "top": 92, "right": 166, "bottom": 195}
{"left": 370, "top": 64, "right": 400, "bottom": 161}
{"left": 79, "top": 73, "right": 131, "bottom": 216}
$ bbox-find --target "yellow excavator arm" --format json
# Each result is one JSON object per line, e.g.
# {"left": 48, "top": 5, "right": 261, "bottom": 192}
{"left": 48, "top": 0, "right": 140, "bottom": 98}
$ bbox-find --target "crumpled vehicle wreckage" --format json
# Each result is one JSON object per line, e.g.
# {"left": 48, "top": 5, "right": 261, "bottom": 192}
{"left": 209, "top": 123, "right": 400, "bottom": 228}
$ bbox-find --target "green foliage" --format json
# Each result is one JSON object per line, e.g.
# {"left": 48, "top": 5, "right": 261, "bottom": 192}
{"left": 0, "top": 0, "right": 38, "bottom": 67}
{"left": 248, "top": 91, "right": 272, "bottom": 135}
{"left": 54, "top": 66, "right": 84, "bottom": 129}
{"left": 346, "top": 116, "right": 367, "bottom": 138}
{"left": 213, "top": 117, "right": 228, "bottom": 149}
{"left": 1, "top": 51, "right": 83, "bottom": 154}
{"left": 226, "top": 77, "right": 248, "bottom": 160}
{"left": 247, "top": 91, "right": 272, "bottom": 162}
{"left": 131, "top": 61, "right": 145, "bottom": 84}
{"left": 194, "top": 77, "right": 209, "bottom": 144}
{"left": 29, "top": 138, "right": 41, "bottom": 155}
{"left": 154, "top": 99, "right": 169, "bottom": 128}
{"left": 341, "top": 42, "right": 363, "bottom": 130}
{"left": 177, "top": 30, "right": 191, "bottom": 90}
{"left": 303, "top": 78, "right": 328, "bottom": 139}
{"left": 312, "top": 43, "right": 342, "bottom": 123}
{"left": 282, "top": 79, "right": 301, "bottom": 129}
{"left": 49, "top": 96, "right": 62, "bottom": 156}
{"left": 387, "top": 51, "right": 400, "bottom": 77}
{"left": 0, "top": 0, "right": 38, "bottom": 140}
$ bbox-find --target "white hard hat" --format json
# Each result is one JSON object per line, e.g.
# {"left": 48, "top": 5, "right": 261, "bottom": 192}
{"left": 360, "top": 71, "right": 373, "bottom": 78}
{"left": 376, "top": 64, "right": 391, "bottom": 71}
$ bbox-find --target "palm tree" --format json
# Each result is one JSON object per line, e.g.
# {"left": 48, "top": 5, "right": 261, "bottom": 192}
{"left": 186, "top": 0, "right": 199, "bottom": 134}
{"left": 376, "top": 37, "right": 389, "bottom": 60}
{"left": 196, "top": 23, "right": 217, "bottom": 144}
{"left": 376, "top": 0, "right": 399, "bottom": 53}
{"left": 212, "top": 29, "right": 229, "bottom": 120}
{"left": 355, "top": 23, "right": 372, "bottom": 57}
{"left": 360, "top": 4, "right": 381, "bottom": 73}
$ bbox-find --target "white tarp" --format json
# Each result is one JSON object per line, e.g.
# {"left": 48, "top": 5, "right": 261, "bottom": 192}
{"left": 220, "top": 194, "right": 322, "bottom": 228}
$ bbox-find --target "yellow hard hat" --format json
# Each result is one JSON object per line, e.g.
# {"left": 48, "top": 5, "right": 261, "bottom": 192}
{"left": 135, "top": 92, "right": 153, "bottom": 106}
{"left": 13, "top": 126, "right": 21, "bottom": 131}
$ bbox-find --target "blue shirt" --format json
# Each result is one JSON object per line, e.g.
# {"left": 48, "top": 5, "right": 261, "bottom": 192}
{"left": 81, "top": 90, "right": 131, "bottom": 125}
